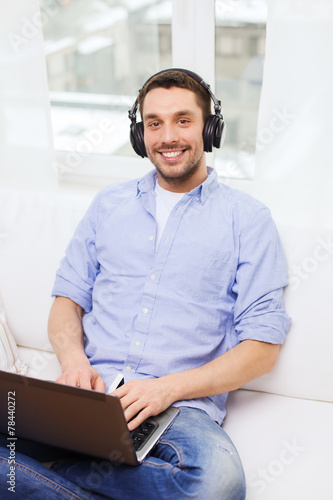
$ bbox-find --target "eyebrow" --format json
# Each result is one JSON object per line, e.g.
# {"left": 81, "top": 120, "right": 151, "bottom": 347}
{"left": 143, "top": 109, "right": 197, "bottom": 121}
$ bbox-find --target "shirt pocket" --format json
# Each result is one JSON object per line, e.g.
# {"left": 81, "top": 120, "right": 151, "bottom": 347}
{"left": 173, "top": 247, "right": 233, "bottom": 302}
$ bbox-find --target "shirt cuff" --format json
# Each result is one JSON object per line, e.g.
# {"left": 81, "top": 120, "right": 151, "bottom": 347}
{"left": 236, "top": 310, "right": 291, "bottom": 344}
{"left": 52, "top": 275, "right": 92, "bottom": 313}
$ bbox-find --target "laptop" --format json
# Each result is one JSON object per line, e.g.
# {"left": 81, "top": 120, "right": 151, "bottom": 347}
{"left": 0, "top": 370, "right": 179, "bottom": 466}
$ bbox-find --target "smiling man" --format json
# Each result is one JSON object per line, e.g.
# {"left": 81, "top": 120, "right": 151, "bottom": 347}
{"left": 0, "top": 69, "right": 290, "bottom": 500}
{"left": 142, "top": 85, "right": 207, "bottom": 190}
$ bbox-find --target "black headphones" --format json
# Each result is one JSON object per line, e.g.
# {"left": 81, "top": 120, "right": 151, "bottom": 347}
{"left": 128, "top": 68, "right": 226, "bottom": 158}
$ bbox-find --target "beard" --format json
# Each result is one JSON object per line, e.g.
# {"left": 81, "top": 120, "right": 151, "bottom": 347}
{"left": 147, "top": 144, "right": 205, "bottom": 188}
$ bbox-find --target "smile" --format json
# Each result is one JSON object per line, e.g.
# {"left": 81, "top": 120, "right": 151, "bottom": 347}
{"left": 160, "top": 150, "right": 185, "bottom": 160}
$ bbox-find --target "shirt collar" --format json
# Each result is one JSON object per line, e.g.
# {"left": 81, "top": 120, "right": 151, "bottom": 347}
{"left": 136, "top": 167, "right": 219, "bottom": 203}
{"left": 186, "top": 167, "right": 218, "bottom": 204}
{"left": 136, "top": 169, "right": 157, "bottom": 197}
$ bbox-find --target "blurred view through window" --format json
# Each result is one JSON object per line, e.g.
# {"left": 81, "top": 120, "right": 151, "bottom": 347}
{"left": 215, "top": 0, "right": 267, "bottom": 179}
{"left": 40, "top": 0, "right": 172, "bottom": 157}
{"left": 40, "top": 0, "right": 266, "bottom": 178}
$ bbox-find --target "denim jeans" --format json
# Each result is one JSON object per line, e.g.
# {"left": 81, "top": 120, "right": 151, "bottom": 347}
{"left": 0, "top": 407, "right": 246, "bottom": 500}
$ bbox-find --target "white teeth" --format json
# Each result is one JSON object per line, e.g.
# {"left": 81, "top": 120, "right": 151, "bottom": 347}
{"left": 162, "top": 150, "right": 182, "bottom": 158}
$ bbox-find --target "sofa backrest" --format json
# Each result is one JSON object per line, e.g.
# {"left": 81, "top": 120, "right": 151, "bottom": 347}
{"left": 0, "top": 187, "right": 332, "bottom": 403}
{"left": 0, "top": 188, "right": 93, "bottom": 353}
{"left": 244, "top": 223, "right": 333, "bottom": 403}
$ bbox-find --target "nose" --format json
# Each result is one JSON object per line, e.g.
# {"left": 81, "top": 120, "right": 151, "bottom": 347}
{"left": 160, "top": 122, "right": 179, "bottom": 145}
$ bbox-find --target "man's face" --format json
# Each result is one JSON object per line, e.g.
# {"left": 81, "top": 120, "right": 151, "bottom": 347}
{"left": 142, "top": 86, "right": 207, "bottom": 192}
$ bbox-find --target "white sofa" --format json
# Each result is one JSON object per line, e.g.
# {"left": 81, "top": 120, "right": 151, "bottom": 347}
{"left": 0, "top": 185, "right": 332, "bottom": 499}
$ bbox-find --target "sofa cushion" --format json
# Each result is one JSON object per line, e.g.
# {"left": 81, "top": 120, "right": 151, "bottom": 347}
{"left": 223, "top": 389, "right": 333, "bottom": 500}
{"left": 17, "top": 346, "right": 61, "bottom": 381}
{"left": 243, "top": 224, "right": 333, "bottom": 404}
{"left": 0, "top": 187, "right": 93, "bottom": 351}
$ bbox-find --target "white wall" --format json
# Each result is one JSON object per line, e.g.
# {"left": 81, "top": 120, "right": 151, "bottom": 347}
{"left": 254, "top": 0, "right": 333, "bottom": 231}
{"left": 0, "top": 0, "right": 57, "bottom": 191}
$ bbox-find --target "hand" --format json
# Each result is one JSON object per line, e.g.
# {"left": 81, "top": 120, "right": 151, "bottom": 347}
{"left": 56, "top": 363, "right": 106, "bottom": 393}
{"left": 112, "top": 377, "right": 175, "bottom": 431}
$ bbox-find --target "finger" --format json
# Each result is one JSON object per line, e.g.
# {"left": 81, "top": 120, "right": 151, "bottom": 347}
{"left": 56, "top": 372, "right": 81, "bottom": 387}
{"left": 127, "top": 406, "right": 152, "bottom": 431}
{"left": 76, "top": 373, "right": 94, "bottom": 390}
{"left": 123, "top": 397, "right": 150, "bottom": 424}
{"left": 111, "top": 385, "right": 137, "bottom": 409}
{"left": 92, "top": 374, "right": 106, "bottom": 393}
{"left": 117, "top": 392, "right": 140, "bottom": 412}
{"left": 56, "top": 370, "right": 93, "bottom": 390}
{"left": 55, "top": 374, "right": 68, "bottom": 385}
{"left": 111, "top": 383, "right": 129, "bottom": 399}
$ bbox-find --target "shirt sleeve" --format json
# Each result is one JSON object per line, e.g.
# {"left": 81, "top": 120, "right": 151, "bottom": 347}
{"left": 232, "top": 206, "right": 291, "bottom": 344}
{"left": 51, "top": 195, "right": 100, "bottom": 313}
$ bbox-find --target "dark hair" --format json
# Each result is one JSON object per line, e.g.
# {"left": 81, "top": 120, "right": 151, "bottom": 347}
{"left": 137, "top": 69, "right": 211, "bottom": 122}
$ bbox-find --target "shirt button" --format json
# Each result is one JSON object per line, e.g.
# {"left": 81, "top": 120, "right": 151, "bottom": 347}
{"left": 150, "top": 273, "right": 156, "bottom": 280}
{"left": 149, "top": 236, "right": 154, "bottom": 241}
{"left": 143, "top": 308, "right": 148, "bottom": 314}
{"left": 135, "top": 341, "right": 141, "bottom": 346}
{"left": 126, "top": 365, "right": 132, "bottom": 372}
{"left": 196, "top": 197, "right": 200, "bottom": 202}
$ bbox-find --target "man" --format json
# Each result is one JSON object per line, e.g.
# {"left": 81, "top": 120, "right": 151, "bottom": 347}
{"left": 0, "top": 69, "right": 290, "bottom": 499}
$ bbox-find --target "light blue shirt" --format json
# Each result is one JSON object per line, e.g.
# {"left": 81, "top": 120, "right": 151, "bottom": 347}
{"left": 52, "top": 167, "right": 291, "bottom": 424}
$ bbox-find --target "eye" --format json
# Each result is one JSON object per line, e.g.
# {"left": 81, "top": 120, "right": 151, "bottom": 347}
{"left": 178, "top": 119, "right": 190, "bottom": 125}
{"left": 148, "top": 121, "right": 160, "bottom": 128}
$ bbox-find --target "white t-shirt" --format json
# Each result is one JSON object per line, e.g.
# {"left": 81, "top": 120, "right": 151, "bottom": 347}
{"left": 155, "top": 181, "right": 185, "bottom": 248}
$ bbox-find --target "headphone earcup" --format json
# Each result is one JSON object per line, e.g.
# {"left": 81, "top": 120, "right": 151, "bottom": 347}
{"left": 130, "top": 121, "right": 147, "bottom": 158}
{"left": 203, "top": 115, "right": 225, "bottom": 152}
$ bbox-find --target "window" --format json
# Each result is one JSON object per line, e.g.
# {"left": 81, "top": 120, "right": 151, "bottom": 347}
{"left": 39, "top": 0, "right": 266, "bottom": 186}
{"left": 215, "top": 0, "right": 267, "bottom": 181}
{"left": 40, "top": 0, "right": 172, "bottom": 175}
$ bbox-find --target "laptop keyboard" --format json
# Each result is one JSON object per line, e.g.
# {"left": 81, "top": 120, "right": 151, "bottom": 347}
{"left": 130, "top": 419, "right": 158, "bottom": 451}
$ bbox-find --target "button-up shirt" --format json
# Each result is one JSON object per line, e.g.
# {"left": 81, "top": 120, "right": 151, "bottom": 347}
{"left": 52, "top": 167, "right": 291, "bottom": 424}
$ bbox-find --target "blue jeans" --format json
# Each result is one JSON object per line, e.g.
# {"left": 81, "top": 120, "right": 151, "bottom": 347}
{"left": 0, "top": 407, "right": 246, "bottom": 499}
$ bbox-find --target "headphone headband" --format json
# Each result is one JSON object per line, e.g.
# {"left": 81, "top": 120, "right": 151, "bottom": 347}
{"left": 129, "top": 68, "right": 226, "bottom": 157}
